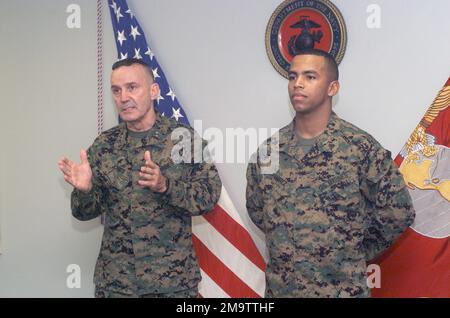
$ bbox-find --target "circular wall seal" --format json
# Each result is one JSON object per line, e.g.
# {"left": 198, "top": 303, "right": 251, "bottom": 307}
{"left": 266, "top": 0, "right": 347, "bottom": 78}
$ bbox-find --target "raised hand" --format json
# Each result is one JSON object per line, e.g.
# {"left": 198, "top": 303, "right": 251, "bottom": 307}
{"left": 58, "top": 149, "right": 93, "bottom": 192}
{"left": 138, "top": 150, "right": 168, "bottom": 193}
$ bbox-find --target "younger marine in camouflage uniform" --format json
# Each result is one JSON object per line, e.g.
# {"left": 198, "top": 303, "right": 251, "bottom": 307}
{"left": 246, "top": 50, "right": 415, "bottom": 297}
{"left": 59, "top": 59, "right": 221, "bottom": 297}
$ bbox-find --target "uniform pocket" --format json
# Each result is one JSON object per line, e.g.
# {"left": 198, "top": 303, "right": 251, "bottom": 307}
{"left": 318, "top": 178, "right": 363, "bottom": 234}
{"left": 318, "top": 176, "right": 360, "bottom": 205}
{"left": 104, "top": 167, "right": 130, "bottom": 191}
{"left": 99, "top": 155, "right": 131, "bottom": 191}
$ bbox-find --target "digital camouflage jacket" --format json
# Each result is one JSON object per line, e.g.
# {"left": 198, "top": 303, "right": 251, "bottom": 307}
{"left": 246, "top": 112, "right": 415, "bottom": 297}
{"left": 72, "top": 113, "right": 221, "bottom": 296}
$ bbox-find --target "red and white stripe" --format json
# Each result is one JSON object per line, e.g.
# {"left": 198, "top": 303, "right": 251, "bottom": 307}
{"left": 192, "top": 186, "right": 267, "bottom": 298}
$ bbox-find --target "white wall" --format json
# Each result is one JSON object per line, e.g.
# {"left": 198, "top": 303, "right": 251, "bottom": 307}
{"left": 0, "top": 0, "right": 449, "bottom": 297}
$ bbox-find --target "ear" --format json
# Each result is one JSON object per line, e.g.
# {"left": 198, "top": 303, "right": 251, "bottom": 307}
{"left": 150, "top": 82, "right": 161, "bottom": 101}
{"left": 327, "top": 80, "right": 340, "bottom": 97}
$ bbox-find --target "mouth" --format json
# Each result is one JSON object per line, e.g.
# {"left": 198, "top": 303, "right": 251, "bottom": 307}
{"left": 121, "top": 105, "right": 136, "bottom": 113}
{"left": 292, "top": 93, "right": 307, "bottom": 101}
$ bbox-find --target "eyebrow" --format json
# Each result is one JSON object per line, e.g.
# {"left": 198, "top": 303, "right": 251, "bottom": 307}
{"left": 110, "top": 82, "right": 138, "bottom": 89}
{"left": 302, "top": 70, "right": 319, "bottom": 76}
{"left": 288, "top": 70, "right": 319, "bottom": 76}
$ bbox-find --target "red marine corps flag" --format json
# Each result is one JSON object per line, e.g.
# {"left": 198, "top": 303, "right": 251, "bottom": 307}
{"left": 372, "top": 78, "right": 450, "bottom": 298}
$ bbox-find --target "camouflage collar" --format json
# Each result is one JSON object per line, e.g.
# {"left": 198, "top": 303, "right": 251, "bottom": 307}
{"left": 113, "top": 111, "right": 169, "bottom": 151}
{"left": 279, "top": 112, "right": 342, "bottom": 161}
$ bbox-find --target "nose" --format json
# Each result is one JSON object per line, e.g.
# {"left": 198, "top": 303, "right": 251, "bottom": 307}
{"left": 119, "top": 90, "right": 130, "bottom": 103}
{"left": 294, "top": 76, "right": 304, "bottom": 89}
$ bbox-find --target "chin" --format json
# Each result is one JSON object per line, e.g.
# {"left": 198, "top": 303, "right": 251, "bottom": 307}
{"left": 119, "top": 115, "right": 136, "bottom": 123}
{"left": 292, "top": 104, "right": 309, "bottom": 113}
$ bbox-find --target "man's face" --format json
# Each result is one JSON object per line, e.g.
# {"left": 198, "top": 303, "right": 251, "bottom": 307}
{"left": 288, "top": 55, "right": 338, "bottom": 115}
{"left": 110, "top": 63, "right": 159, "bottom": 125}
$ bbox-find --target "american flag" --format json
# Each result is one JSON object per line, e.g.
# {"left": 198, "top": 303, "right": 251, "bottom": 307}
{"left": 107, "top": 0, "right": 266, "bottom": 297}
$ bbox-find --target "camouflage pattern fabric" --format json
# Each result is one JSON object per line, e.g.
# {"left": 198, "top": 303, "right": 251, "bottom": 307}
{"left": 246, "top": 112, "right": 415, "bottom": 297}
{"left": 94, "top": 286, "right": 198, "bottom": 298}
{"left": 72, "top": 112, "right": 221, "bottom": 297}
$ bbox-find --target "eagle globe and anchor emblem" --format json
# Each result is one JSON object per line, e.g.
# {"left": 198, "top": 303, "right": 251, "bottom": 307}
{"left": 398, "top": 82, "right": 450, "bottom": 239}
{"left": 266, "top": 0, "right": 347, "bottom": 78}
{"left": 288, "top": 15, "right": 324, "bottom": 55}
{"left": 400, "top": 142, "right": 450, "bottom": 238}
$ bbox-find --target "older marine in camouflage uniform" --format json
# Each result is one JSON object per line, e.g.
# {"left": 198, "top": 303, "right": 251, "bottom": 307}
{"left": 246, "top": 50, "right": 415, "bottom": 297}
{"left": 59, "top": 58, "right": 221, "bottom": 297}
{"left": 71, "top": 112, "right": 221, "bottom": 297}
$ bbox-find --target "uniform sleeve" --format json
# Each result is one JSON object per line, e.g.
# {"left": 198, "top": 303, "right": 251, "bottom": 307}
{"left": 160, "top": 131, "right": 222, "bottom": 216}
{"left": 360, "top": 145, "right": 415, "bottom": 260}
{"left": 71, "top": 145, "right": 103, "bottom": 221}
{"left": 163, "top": 162, "right": 221, "bottom": 216}
{"left": 246, "top": 161, "right": 265, "bottom": 232}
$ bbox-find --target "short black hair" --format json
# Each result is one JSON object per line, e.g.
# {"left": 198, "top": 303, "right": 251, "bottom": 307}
{"left": 112, "top": 58, "right": 154, "bottom": 81}
{"left": 293, "top": 49, "right": 339, "bottom": 81}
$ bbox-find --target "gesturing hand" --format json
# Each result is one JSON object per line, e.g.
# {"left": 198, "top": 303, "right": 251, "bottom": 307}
{"left": 138, "top": 150, "right": 168, "bottom": 193}
{"left": 58, "top": 149, "right": 93, "bottom": 193}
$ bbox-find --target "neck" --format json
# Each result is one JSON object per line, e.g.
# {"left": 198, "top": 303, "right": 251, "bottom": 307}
{"left": 294, "top": 106, "right": 332, "bottom": 139}
{"left": 126, "top": 109, "right": 157, "bottom": 132}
